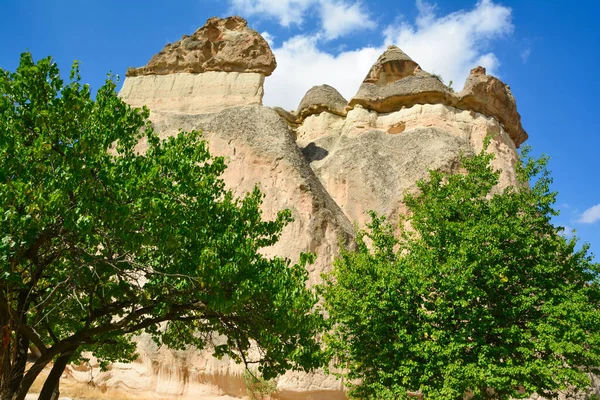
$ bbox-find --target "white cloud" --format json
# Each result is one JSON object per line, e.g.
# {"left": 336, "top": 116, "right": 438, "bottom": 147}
{"left": 558, "top": 225, "right": 575, "bottom": 238}
{"left": 229, "top": 0, "right": 314, "bottom": 27}
{"left": 319, "top": 1, "right": 375, "bottom": 40}
{"left": 383, "top": 0, "right": 513, "bottom": 87}
{"left": 261, "top": 31, "right": 275, "bottom": 46}
{"left": 265, "top": 35, "right": 380, "bottom": 109}
{"left": 256, "top": 0, "right": 513, "bottom": 110}
{"left": 578, "top": 204, "right": 600, "bottom": 224}
{"left": 229, "top": 0, "right": 375, "bottom": 39}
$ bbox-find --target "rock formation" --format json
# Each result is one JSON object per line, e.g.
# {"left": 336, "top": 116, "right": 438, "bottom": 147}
{"left": 126, "top": 16, "right": 276, "bottom": 77}
{"left": 297, "top": 84, "right": 348, "bottom": 121}
{"left": 120, "top": 16, "right": 275, "bottom": 114}
{"left": 348, "top": 45, "right": 528, "bottom": 147}
{"left": 49, "top": 15, "right": 559, "bottom": 400}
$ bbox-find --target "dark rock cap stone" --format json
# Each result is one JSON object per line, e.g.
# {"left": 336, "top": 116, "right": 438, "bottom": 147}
{"left": 126, "top": 16, "right": 277, "bottom": 77}
{"left": 348, "top": 46, "right": 528, "bottom": 147}
{"left": 297, "top": 84, "right": 348, "bottom": 120}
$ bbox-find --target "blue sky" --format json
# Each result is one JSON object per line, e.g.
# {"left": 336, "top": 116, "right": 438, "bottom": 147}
{"left": 1, "top": 0, "right": 599, "bottom": 256}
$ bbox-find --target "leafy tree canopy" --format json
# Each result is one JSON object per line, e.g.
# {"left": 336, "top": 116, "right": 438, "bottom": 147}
{"left": 322, "top": 144, "right": 600, "bottom": 400}
{"left": 0, "top": 53, "right": 325, "bottom": 400}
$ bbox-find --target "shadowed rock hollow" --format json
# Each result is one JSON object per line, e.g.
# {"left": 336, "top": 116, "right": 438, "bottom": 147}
{"left": 52, "top": 15, "right": 557, "bottom": 400}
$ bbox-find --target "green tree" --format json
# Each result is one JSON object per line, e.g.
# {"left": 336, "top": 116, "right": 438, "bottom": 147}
{"left": 321, "top": 144, "right": 600, "bottom": 399}
{"left": 0, "top": 53, "right": 325, "bottom": 400}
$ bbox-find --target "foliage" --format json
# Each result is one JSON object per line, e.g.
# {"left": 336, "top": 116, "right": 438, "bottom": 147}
{"left": 321, "top": 144, "right": 600, "bottom": 400}
{"left": 0, "top": 53, "right": 325, "bottom": 400}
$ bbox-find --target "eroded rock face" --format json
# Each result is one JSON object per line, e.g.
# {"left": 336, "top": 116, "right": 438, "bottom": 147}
{"left": 119, "top": 71, "right": 265, "bottom": 114}
{"left": 140, "top": 106, "right": 355, "bottom": 287}
{"left": 348, "top": 46, "right": 528, "bottom": 147}
{"left": 457, "top": 66, "right": 528, "bottom": 148}
{"left": 54, "top": 20, "right": 541, "bottom": 400}
{"left": 126, "top": 16, "right": 276, "bottom": 77}
{"left": 297, "top": 84, "right": 348, "bottom": 120}
{"left": 363, "top": 46, "right": 420, "bottom": 84}
{"left": 296, "top": 103, "right": 520, "bottom": 226}
{"left": 55, "top": 105, "right": 354, "bottom": 400}
{"left": 348, "top": 46, "right": 452, "bottom": 114}
{"left": 119, "top": 16, "right": 275, "bottom": 114}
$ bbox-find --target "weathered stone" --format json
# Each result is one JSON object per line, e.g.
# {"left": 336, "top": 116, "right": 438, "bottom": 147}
{"left": 296, "top": 103, "right": 521, "bottom": 226}
{"left": 139, "top": 106, "right": 355, "bottom": 288}
{"left": 59, "top": 105, "right": 354, "bottom": 400}
{"left": 457, "top": 66, "right": 528, "bottom": 146}
{"left": 119, "top": 71, "right": 265, "bottom": 114}
{"left": 303, "top": 127, "right": 473, "bottom": 225}
{"left": 349, "top": 70, "right": 452, "bottom": 113}
{"left": 348, "top": 46, "right": 528, "bottom": 147}
{"left": 126, "top": 16, "right": 276, "bottom": 77}
{"left": 297, "top": 84, "right": 348, "bottom": 120}
{"left": 363, "top": 45, "right": 420, "bottom": 84}
{"left": 272, "top": 106, "right": 299, "bottom": 125}
{"left": 348, "top": 46, "right": 453, "bottom": 113}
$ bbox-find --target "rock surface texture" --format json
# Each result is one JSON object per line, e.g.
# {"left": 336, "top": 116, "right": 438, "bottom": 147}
{"left": 119, "top": 16, "right": 274, "bottom": 114}
{"left": 349, "top": 46, "right": 528, "bottom": 147}
{"left": 126, "top": 16, "right": 276, "bottom": 77}
{"left": 48, "top": 16, "right": 586, "bottom": 400}
{"left": 297, "top": 84, "right": 348, "bottom": 120}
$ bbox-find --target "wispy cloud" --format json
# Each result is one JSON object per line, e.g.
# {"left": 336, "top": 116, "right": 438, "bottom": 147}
{"left": 261, "top": 31, "right": 275, "bottom": 46}
{"left": 577, "top": 204, "right": 600, "bottom": 224}
{"left": 265, "top": 35, "right": 380, "bottom": 109}
{"left": 521, "top": 47, "right": 531, "bottom": 63}
{"left": 383, "top": 0, "right": 513, "bottom": 87}
{"left": 319, "top": 1, "right": 375, "bottom": 40}
{"left": 229, "top": 0, "right": 376, "bottom": 40}
{"left": 229, "top": 0, "right": 315, "bottom": 27}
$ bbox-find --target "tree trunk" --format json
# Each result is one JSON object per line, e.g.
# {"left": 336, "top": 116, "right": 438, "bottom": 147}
{"left": 12, "top": 353, "right": 54, "bottom": 400}
{"left": 7, "top": 332, "right": 29, "bottom": 397}
{"left": 37, "top": 351, "right": 73, "bottom": 400}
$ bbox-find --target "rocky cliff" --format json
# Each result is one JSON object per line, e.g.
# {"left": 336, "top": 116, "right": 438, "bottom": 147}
{"left": 55, "top": 16, "right": 536, "bottom": 400}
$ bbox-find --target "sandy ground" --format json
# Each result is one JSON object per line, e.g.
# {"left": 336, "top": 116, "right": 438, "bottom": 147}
{"left": 26, "top": 395, "right": 240, "bottom": 400}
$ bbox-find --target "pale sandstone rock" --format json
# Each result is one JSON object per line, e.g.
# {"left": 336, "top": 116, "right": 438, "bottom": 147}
{"left": 126, "top": 16, "right": 276, "bottom": 77}
{"left": 142, "top": 106, "right": 355, "bottom": 287}
{"left": 52, "top": 105, "right": 354, "bottom": 400}
{"left": 300, "top": 126, "right": 473, "bottom": 226}
{"left": 363, "top": 46, "right": 420, "bottom": 84}
{"left": 272, "top": 106, "right": 299, "bottom": 125}
{"left": 119, "top": 72, "right": 265, "bottom": 114}
{"left": 297, "top": 84, "right": 348, "bottom": 120}
{"left": 348, "top": 46, "right": 452, "bottom": 114}
{"left": 296, "top": 104, "right": 520, "bottom": 226}
{"left": 143, "top": 106, "right": 354, "bottom": 399}
{"left": 457, "top": 66, "right": 528, "bottom": 147}
{"left": 348, "top": 46, "right": 528, "bottom": 147}
{"left": 59, "top": 334, "right": 249, "bottom": 399}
